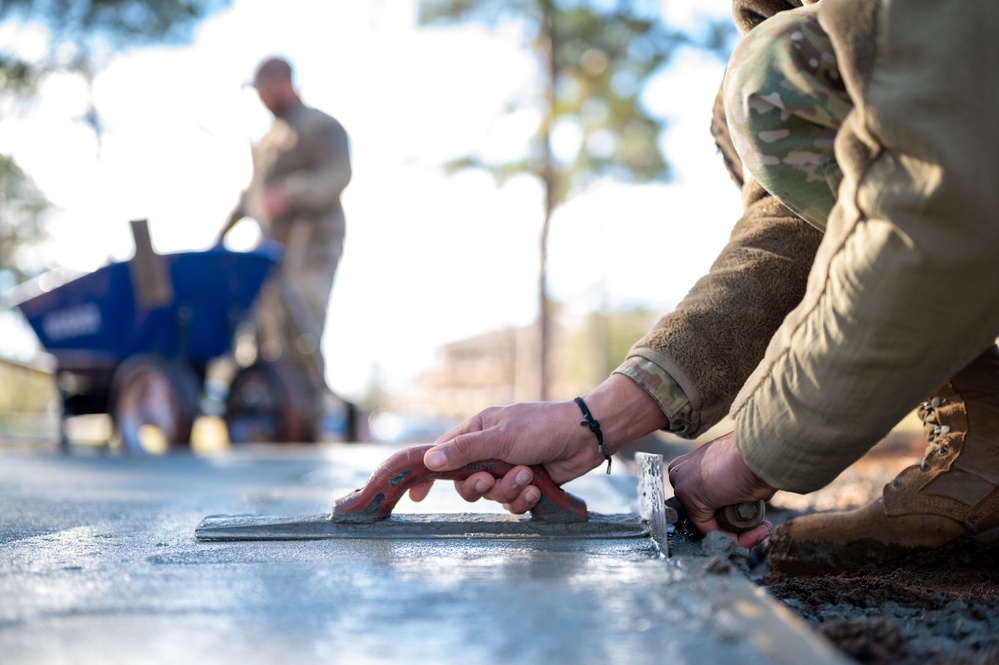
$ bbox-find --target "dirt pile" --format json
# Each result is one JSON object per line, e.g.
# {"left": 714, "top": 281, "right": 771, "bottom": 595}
{"left": 757, "top": 431, "right": 999, "bottom": 664}
{"left": 765, "top": 557, "right": 999, "bottom": 665}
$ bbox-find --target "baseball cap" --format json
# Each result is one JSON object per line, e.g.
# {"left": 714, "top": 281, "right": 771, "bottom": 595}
{"left": 246, "top": 56, "right": 293, "bottom": 89}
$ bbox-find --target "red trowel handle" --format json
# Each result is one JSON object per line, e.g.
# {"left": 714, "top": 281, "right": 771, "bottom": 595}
{"left": 332, "top": 445, "right": 589, "bottom": 524}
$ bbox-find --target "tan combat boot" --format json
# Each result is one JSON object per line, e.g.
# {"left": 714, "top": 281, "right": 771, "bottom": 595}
{"left": 767, "top": 346, "right": 999, "bottom": 576}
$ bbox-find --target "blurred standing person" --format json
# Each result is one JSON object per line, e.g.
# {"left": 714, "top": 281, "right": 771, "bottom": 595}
{"left": 219, "top": 56, "right": 352, "bottom": 430}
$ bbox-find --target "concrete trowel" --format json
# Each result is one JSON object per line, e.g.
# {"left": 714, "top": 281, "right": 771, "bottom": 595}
{"left": 195, "top": 446, "right": 765, "bottom": 556}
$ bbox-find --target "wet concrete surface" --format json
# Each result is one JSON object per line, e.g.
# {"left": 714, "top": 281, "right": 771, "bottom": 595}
{"left": 1, "top": 444, "right": 848, "bottom": 665}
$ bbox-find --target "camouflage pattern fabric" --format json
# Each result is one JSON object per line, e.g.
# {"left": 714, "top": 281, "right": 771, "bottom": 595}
{"left": 614, "top": 357, "right": 694, "bottom": 435}
{"left": 723, "top": 3, "right": 853, "bottom": 231}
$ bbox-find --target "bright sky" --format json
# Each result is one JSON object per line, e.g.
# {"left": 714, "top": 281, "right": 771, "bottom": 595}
{"left": 0, "top": 0, "right": 743, "bottom": 401}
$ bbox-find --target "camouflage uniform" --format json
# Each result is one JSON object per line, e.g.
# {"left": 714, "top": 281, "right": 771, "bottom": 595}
{"left": 722, "top": 3, "right": 851, "bottom": 231}
{"left": 235, "top": 99, "right": 352, "bottom": 406}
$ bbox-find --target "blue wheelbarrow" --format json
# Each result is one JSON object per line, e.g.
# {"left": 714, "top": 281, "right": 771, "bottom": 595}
{"left": 10, "top": 221, "right": 318, "bottom": 452}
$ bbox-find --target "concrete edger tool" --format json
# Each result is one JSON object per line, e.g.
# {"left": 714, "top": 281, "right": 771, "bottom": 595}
{"left": 194, "top": 446, "right": 765, "bottom": 555}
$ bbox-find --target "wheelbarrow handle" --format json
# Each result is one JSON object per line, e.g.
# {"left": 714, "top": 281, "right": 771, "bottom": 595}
{"left": 331, "top": 445, "right": 589, "bottom": 523}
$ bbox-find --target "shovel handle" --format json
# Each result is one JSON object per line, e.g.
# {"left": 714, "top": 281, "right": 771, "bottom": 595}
{"left": 332, "top": 445, "right": 589, "bottom": 523}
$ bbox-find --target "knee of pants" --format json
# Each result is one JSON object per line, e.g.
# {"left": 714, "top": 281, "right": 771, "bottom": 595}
{"left": 723, "top": 5, "right": 842, "bottom": 161}
{"left": 722, "top": 6, "right": 849, "bottom": 227}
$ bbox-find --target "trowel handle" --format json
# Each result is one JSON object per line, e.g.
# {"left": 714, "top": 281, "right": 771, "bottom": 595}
{"left": 666, "top": 497, "right": 766, "bottom": 535}
{"left": 331, "top": 445, "right": 589, "bottom": 524}
{"left": 716, "top": 500, "right": 766, "bottom": 534}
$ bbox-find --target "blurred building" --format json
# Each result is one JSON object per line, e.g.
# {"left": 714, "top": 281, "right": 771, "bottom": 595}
{"left": 400, "top": 326, "right": 535, "bottom": 420}
{"left": 390, "top": 308, "right": 660, "bottom": 422}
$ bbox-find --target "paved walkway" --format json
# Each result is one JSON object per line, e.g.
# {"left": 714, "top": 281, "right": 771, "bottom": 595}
{"left": 0, "top": 444, "right": 849, "bottom": 665}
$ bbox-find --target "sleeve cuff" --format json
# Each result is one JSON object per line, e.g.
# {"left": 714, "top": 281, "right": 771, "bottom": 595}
{"left": 613, "top": 356, "right": 696, "bottom": 436}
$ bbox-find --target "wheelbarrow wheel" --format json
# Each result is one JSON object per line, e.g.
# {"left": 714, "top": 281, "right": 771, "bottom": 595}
{"left": 110, "top": 355, "right": 201, "bottom": 454}
{"left": 225, "top": 359, "right": 317, "bottom": 444}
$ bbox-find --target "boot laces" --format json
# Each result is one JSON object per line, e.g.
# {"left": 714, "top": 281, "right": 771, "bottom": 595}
{"left": 918, "top": 396, "right": 951, "bottom": 471}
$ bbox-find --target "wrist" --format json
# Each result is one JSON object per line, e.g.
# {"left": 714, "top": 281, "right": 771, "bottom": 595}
{"left": 552, "top": 399, "right": 609, "bottom": 471}
{"left": 572, "top": 396, "right": 612, "bottom": 473}
{"left": 579, "top": 374, "right": 669, "bottom": 455}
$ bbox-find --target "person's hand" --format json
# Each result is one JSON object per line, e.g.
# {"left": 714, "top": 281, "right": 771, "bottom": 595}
{"left": 263, "top": 187, "right": 290, "bottom": 218}
{"left": 667, "top": 431, "right": 776, "bottom": 548}
{"left": 408, "top": 374, "right": 669, "bottom": 514}
{"left": 408, "top": 400, "right": 604, "bottom": 514}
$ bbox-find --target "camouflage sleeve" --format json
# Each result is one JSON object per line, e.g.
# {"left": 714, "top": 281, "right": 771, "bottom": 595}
{"left": 613, "top": 357, "right": 695, "bottom": 436}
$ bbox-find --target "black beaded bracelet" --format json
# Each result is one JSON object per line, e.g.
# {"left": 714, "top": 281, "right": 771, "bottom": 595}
{"left": 574, "top": 396, "right": 612, "bottom": 474}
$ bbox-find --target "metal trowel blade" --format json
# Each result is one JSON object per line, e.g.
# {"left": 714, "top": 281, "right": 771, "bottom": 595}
{"left": 195, "top": 512, "right": 649, "bottom": 541}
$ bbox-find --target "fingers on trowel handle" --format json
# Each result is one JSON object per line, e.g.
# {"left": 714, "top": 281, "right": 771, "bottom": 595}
{"left": 715, "top": 500, "right": 766, "bottom": 533}
{"left": 331, "top": 445, "right": 589, "bottom": 523}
